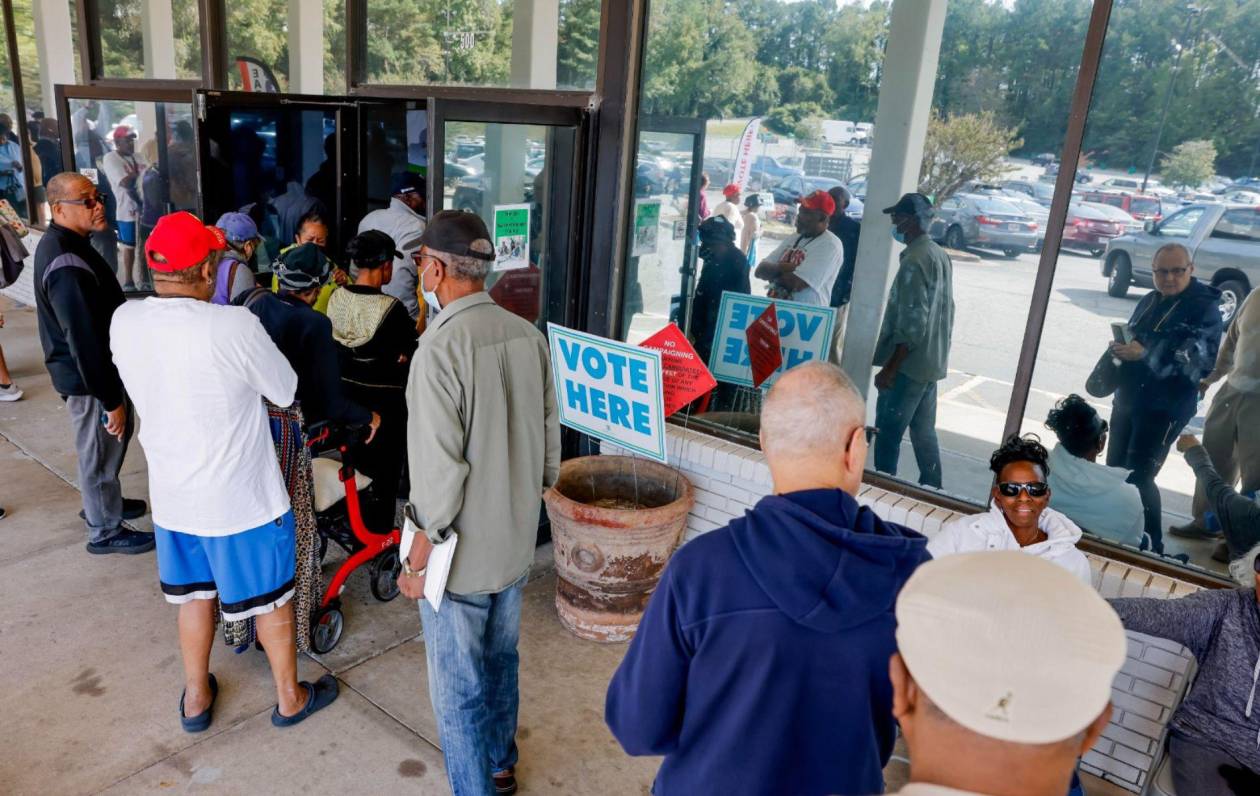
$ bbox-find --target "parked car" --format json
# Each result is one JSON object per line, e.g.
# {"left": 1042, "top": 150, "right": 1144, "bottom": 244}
{"left": 1223, "top": 189, "right": 1260, "bottom": 205}
{"left": 1062, "top": 201, "right": 1130, "bottom": 256}
{"left": 1031, "top": 152, "right": 1057, "bottom": 166}
{"left": 1089, "top": 202, "right": 1143, "bottom": 235}
{"left": 771, "top": 175, "right": 863, "bottom": 222}
{"left": 1001, "top": 195, "right": 1050, "bottom": 251}
{"left": 1101, "top": 203, "right": 1260, "bottom": 323}
{"left": 1003, "top": 179, "right": 1056, "bottom": 205}
{"left": 846, "top": 174, "right": 867, "bottom": 201}
{"left": 701, "top": 156, "right": 733, "bottom": 186}
{"left": 930, "top": 193, "right": 1039, "bottom": 257}
{"left": 749, "top": 155, "right": 803, "bottom": 189}
{"left": 1081, "top": 190, "right": 1163, "bottom": 223}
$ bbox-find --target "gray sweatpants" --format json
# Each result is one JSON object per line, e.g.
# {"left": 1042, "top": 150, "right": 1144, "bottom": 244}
{"left": 1192, "top": 382, "right": 1260, "bottom": 525}
{"left": 65, "top": 394, "right": 133, "bottom": 544}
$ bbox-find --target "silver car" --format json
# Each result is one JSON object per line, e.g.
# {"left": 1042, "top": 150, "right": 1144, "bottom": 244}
{"left": 1101, "top": 203, "right": 1260, "bottom": 323}
{"left": 930, "top": 193, "right": 1040, "bottom": 257}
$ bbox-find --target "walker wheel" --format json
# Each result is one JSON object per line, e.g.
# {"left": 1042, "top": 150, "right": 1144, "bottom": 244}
{"left": 369, "top": 549, "right": 403, "bottom": 602}
{"left": 310, "top": 605, "right": 344, "bottom": 654}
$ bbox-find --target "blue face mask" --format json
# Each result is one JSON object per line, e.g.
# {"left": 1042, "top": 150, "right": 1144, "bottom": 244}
{"left": 892, "top": 228, "right": 907, "bottom": 244}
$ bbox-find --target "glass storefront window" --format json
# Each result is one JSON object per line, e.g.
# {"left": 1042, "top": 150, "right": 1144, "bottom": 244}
{"left": 91, "top": 0, "right": 202, "bottom": 80}
{"left": 227, "top": 0, "right": 346, "bottom": 94}
{"left": 0, "top": 15, "right": 27, "bottom": 220}
{"left": 364, "top": 0, "right": 599, "bottom": 90}
{"left": 1024, "top": 0, "right": 1260, "bottom": 578}
{"left": 66, "top": 99, "right": 196, "bottom": 293}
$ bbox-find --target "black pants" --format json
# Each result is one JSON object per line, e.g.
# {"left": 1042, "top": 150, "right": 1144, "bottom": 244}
{"left": 346, "top": 386, "right": 407, "bottom": 534}
{"left": 1107, "top": 401, "right": 1192, "bottom": 553}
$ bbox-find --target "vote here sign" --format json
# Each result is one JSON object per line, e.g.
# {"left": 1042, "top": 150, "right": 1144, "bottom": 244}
{"left": 706, "top": 292, "right": 837, "bottom": 387}
{"left": 547, "top": 324, "right": 668, "bottom": 463}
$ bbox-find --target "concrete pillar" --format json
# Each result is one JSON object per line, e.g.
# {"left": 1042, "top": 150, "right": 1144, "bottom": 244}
{"left": 32, "top": 0, "right": 76, "bottom": 116}
{"left": 839, "top": 0, "right": 947, "bottom": 397}
{"left": 141, "top": 0, "right": 177, "bottom": 79}
{"left": 510, "top": 0, "right": 559, "bottom": 90}
{"left": 288, "top": 0, "right": 325, "bottom": 95}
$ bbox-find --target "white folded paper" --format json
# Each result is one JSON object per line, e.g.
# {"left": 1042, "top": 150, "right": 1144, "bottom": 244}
{"left": 401, "top": 514, "right": 458, "bottom": 613}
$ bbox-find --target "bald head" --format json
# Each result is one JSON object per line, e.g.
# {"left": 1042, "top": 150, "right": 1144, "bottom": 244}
{"left": 1152, "top": 242, "right": 1194, "bottom": 297}
{"left": 761, "top": 362, "right": 865, "bottom": 459}
{"left": 46, "top": 172, "right": 92, "bottom": 204}
{"left": 48, "top": 172, "right": 107, "bottom": 236}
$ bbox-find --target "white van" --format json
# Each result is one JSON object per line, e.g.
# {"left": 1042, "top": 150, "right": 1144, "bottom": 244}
{"left": 821, "top": 120, "right": 857, "bottom": 146}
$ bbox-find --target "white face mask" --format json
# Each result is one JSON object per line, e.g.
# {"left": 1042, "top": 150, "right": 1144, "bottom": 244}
{"left": 420, "top": 262, "right": 442, "bottom": 312}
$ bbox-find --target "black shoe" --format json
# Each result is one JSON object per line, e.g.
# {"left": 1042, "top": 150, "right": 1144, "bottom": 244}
{"left": 80, "top": 498, "right": 148, "bottom": 522}
{"left": 1212, "top": 541, "right": 1230, "bottom": 564}
{"left": 493, "top": 768, "right": 518, "bottom": 795}
{"left": 271, "top": 674, "right": 339, "bottom": 727}
{"left": 180, "top": 673, "right": 218, "bottom": 733}
{"left": 1168, "top": 521, "right": 1222, "bottom": 541}
{"left": 86, "top": 530, "right": 156, "bottom": 555}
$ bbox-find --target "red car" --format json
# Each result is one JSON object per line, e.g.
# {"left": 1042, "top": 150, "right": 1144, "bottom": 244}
{"left": 1081, "top": 190, "right": 1163, "bottom": 223}
{"left": 1063, "top": 201, "right": 1129, "bottom": 256}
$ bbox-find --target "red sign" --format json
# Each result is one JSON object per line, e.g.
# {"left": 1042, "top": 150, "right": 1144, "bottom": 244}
{"left": 638, "top": 323, "right": 718, "bottom": 416}
{"left": 745, "top": 303, "right": 783, "bottom": 388}
{"left": 488, "top": 265, "right": 540, "bottom": 323}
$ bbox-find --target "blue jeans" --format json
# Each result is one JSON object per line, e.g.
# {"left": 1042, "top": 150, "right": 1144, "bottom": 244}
{"left": 874, "top": 372, "right": 943, "bottom": 488}
{"left": 420, "top": 571, "right": 529, "bottom": 796}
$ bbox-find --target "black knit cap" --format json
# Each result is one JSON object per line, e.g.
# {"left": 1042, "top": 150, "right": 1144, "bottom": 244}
{"left": 418, "top": 210, "right": 496, "bottom": 261}
{"left": 346, "top": 230, "right": 401, "bottom": 266}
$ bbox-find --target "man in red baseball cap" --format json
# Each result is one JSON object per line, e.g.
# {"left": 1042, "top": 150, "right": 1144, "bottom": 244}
{"left": 101, "top": 124, "right": 145, "bottom": 290}
{"left": 713, "top": 183, "right": 745, "bottom": 238}
{"left": 755, "top": 189, "right": 845, "bottom": 306}
{"left": 111, "top": 211, "right": 339, "bottom": 733}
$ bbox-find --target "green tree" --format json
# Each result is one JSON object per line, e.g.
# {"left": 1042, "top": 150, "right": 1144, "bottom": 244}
{"left": 764, "top": 102, "right": 824, "bottom": 143}
{"left": 557, "top": 0, "right": 600, "bottom": 90}
{"left": 919, "top": 111, "right": 1023, "bottom": 201}
{"left": 1161, "top": 139, "right": 1217, "bottom": 189}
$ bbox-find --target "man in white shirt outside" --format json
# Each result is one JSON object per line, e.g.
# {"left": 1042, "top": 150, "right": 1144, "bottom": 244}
{"left": 100, "top": 125, "right": 146, "bottom": 290}
{"left": 712, "top": 183, "right": 744, "bottom": 237}
{"left": 111, "top": 211, "right": 339, "bottom": 734}
{"left": 358, "top": 172, "right": 427, "bottom": 320}
{"left": 755, "top": 190, "right": 844, "bottom": 306}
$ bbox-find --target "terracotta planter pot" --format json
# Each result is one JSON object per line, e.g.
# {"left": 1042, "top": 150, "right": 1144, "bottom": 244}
{"left": 543, "top": 455, "right": 694, "bottom": 642}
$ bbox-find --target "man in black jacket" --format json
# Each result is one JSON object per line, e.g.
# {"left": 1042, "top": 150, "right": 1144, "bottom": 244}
{"left": 828, "top": 185, "right": 860, "bottom": 307}
{"left": 1108, "top": 243, "right": 1223, "bottom": 555}
{"left": 35, "top": 172, "right": 150, "bottom": 554}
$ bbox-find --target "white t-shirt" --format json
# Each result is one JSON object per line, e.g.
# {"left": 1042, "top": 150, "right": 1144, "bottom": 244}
{"left": 762, "top": 230, "right": 845, "bottom": 305}
{"left": 111, "top": 298, "right": 298, "bottom": 536}
{"left": 712, "top": 200, "right": 745, "bottom": 234}
{"left": 100, "top": 150, "right": 145, "bottom": 222}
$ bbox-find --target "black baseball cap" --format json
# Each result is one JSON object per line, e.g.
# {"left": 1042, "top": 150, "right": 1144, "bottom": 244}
{"left": 418, "top": 210, "right": 496, "bottom": 261}
{"left": 391, "top": 171, "right": 427, "bottom": 196}
{"left": 883, "top": 192, "right": 934, "bottom": 217}
{"left": 275, "top": 242, "right": 329, "bottom": 291}
{"left": 346, "top": 230, "right": 402, "bottom": 266}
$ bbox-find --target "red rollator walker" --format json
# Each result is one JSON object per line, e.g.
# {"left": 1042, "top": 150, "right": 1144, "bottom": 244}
{"left": 305, "top": 421, "right": 403, "bottom": 654}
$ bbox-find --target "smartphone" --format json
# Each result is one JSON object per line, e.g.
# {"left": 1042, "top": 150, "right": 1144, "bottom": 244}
{"left": 1111, "top": 322, "right": 1134, "bottom": 345}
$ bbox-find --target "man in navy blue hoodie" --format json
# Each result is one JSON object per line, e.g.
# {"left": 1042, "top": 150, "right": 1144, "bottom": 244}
{"left": 605, "top": 361, "right": 931, "bottom": 796}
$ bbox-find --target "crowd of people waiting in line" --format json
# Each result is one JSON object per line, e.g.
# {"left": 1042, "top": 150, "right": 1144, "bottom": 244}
{"left": 10, "top": 161, "right": 1260, "bottom": 794}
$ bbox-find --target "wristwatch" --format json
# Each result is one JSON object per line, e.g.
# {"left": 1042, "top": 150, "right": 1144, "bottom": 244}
{"left": 400, "top": 557, "right": 427, "bottom": 578}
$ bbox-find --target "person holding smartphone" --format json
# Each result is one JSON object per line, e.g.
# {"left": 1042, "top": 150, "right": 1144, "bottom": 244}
{"left": 928, "top": 434, "right": 1091, "bottom": 584}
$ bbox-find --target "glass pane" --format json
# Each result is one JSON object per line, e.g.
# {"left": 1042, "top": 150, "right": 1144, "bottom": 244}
{"left": 199, "top": 102, "right": 340, "bottom": 270}
{"left": 226, "top": 0, "right": 346, "bottom": 94}
{"left": 361, "top": 105, "right": 428, "bottom": 214}
{"left": 365, "top": 0, "right": 599, "bottom": 91}
{"left": 442, "top": 120, "right": 572, "bottom": 326}
{"left": 0, "top": 17, "right": 26, "bottom": 221}
{"left": 65, "top": 99, "right": 196, "bottom": 294}
{"left": 93, "top": 0, "right": 202, "bottom": 79}
{"left": 1026, "top": 1, "right": 1260, "bottom": 578}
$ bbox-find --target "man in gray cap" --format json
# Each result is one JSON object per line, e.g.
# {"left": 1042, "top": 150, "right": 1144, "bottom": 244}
{"left": 397, "top": 210, "right": 560, "bottom": 796}
{"left": 889, "top": 551, "right": 1127, "bottom": 796}
{"left": 873, "top": 192, "right": 954, "bottom": 489}
{"left": 357, "top": 172, "right": 427, "bottom": 320}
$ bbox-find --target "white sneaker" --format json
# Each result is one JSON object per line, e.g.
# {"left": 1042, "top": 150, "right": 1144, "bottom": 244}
{"left": 0, "top": 383, "right": 23, "bottom": 401}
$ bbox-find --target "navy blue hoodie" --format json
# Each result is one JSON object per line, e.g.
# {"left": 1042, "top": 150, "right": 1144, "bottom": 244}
{"left": 605, "top": 488, "right": 930, "bottom": 796}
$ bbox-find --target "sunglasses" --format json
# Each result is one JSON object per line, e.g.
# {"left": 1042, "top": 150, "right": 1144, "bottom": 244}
{"left": 844, "top": 426, "right": 878, "bottom": 452}
{"left": 1153, "top": 267, "right": 1189, "bottom": 278}
{"left": 56, "top": 193, "right": 105, "bottom": 210}
{"left": 996, "top": 481, "right": 1049, "bottom": 498}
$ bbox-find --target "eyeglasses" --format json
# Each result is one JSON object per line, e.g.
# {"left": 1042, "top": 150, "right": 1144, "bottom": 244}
{"left": 55, "top": 193, "right": 105, "bottom": 210}
{"left": 845, "top": 426, "right": 878, "bottom": 452}
{"left": 996, "top": 481, "right": 1049, "bottom": 498}
{"left": 1153, "top": 267, "right": 1189, "bottom": 278}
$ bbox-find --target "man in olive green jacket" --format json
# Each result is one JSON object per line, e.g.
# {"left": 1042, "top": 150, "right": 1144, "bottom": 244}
{"left": 398, "top": 210, "right": 560, "bottom": 796}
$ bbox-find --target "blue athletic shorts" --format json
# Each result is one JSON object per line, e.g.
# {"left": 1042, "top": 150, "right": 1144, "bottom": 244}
{"left": 116, "top": 220, "right": 136, "bottom": 246}
{"left": 155, "top": 512, "right": 296, "bottom": 621}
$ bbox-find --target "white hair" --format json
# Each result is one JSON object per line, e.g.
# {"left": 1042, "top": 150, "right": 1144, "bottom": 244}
{"left": 435, "top": 239, "right": 494, "bottom": 282}
{"left": 760, "top": 362, "right": 865, "bottom": 459}
{"left": 1229, "top": 541, "right": 1260, "bottom": 587}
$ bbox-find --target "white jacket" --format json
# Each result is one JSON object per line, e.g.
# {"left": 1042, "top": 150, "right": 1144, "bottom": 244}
{"left": 928, "top": 503, "right": 1092, "bottom": 584}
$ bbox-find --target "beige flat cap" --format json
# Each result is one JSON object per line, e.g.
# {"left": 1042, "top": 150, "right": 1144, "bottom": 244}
{"left": 896, "top": 551, "right": 1127, "bottom": 745}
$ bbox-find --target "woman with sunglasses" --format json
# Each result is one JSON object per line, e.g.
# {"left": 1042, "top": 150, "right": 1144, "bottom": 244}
{"left": 1044, "top": 394, "right": 1144, "bottom": 547}
{"left": 927, "top": 434, "right": 1091, "bottom": 584}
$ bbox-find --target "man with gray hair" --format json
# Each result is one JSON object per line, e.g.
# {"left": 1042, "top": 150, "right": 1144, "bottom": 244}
{"left": 397, "top": 210, "right": 560, "bottom": 796}
{"left": 607, "top": 362, "right": 931, "bottom": 796}
{"left": 1106, "top": 242, "right": 1222, "bottom": 554}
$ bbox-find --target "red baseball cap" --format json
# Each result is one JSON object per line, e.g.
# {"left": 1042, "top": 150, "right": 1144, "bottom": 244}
{"left": 145, "top": 211, "right": 227, "bottom": 272}
{"left": 722, "top": 183, "right": 741, "bottom": 198}
{"left": 111, "top": 124, "right": 136, "bottom": 141}
{"left": 799, "top": 190, "right": 837, "bottom": 216}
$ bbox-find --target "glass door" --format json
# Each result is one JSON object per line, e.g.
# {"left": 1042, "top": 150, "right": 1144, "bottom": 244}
{"left": 431, "top": 100, "right": 586, "bottom": 329}
{"left": 619, "top": 117, "right": 706, "bottom": 343}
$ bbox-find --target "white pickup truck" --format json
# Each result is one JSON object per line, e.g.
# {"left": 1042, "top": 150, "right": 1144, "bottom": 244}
{"left": 1101, "top": 202, "right": 1259, "bottom": 324}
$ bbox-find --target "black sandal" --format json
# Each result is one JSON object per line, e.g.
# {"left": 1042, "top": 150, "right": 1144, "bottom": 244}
{"left": 180, "top": 673, "right": 218, "bottom": 733}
